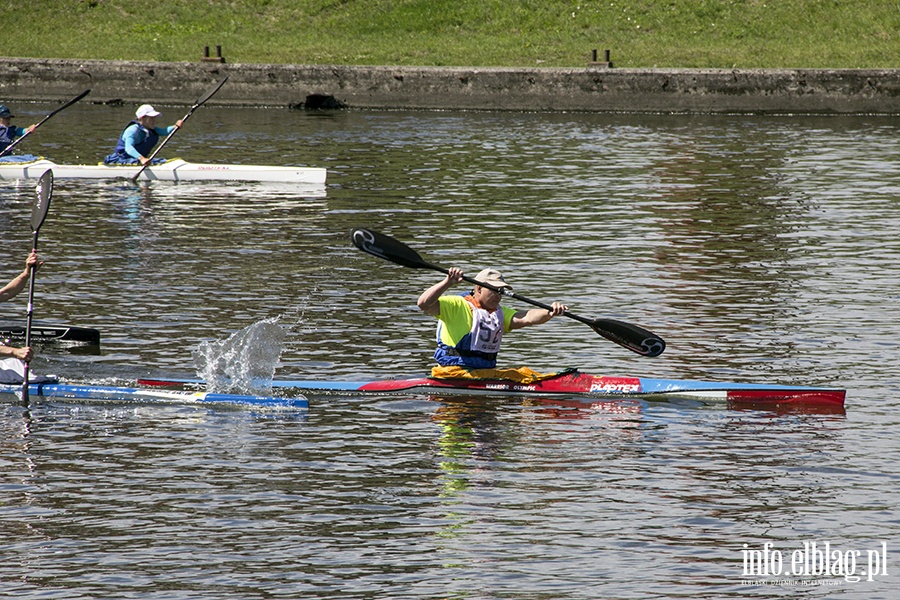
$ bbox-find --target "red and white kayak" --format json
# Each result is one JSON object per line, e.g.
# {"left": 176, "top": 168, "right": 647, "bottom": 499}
{"left": 139, "top": 369, "right": 847, "bottom": 413}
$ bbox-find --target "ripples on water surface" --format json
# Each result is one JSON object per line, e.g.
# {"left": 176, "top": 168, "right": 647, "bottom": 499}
{"left": 1, "top": 104, "right": 898, "bottom": 598}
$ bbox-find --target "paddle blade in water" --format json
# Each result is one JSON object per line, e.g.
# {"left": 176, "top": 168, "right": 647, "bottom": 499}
{"left": 590, "top": 318, "right": 666, "bottom": 357}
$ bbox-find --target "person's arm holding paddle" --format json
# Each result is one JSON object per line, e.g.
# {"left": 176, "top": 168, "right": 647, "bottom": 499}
{"left": 0, "top": 341, "right": 33, "bottom": 361}
{"left": 509, "top": 302, "right": 567, "bottom": 330}
{"left": 0, "top": 105, "right": 37, "bottom": 155}
{"left": 0, "top": 251, "right": 40, "bottom": 302}
{"left": 141, "top": 119, "right": 184, "bottom": 165}
{"left": 0, "top": 251, "right": 41, "bottom": 361}
{"left": 5, "top": 123, "right": 39, "bottom": 139}
{"left": 417, "top": 267, "right": 464, "bottom": 316}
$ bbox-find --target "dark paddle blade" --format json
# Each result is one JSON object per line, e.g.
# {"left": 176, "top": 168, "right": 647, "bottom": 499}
{"left": 132, "top": 76, "right": 229, "bottom": 182}
{"left": 32, "top": 170, "right": 53, "bottom": 233}
{"left": 351, "top": 227, "right": 446, "bottom": 271}
{"left": 42, "top": 88, "right": 92, "bottom": 121}
{"left": 191, "top": 75, "right": 230, "bottom": 112}
{"left": 0, "top": 89, "right": 91, "bottom": 159}
{"left": 590, "top": 318, "right": 666, "bottom": 357}
{"left": 350, "top": 227, "right": 666, "bottom": 357}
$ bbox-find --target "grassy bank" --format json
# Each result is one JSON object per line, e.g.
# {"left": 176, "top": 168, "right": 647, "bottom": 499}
{"left": 6, "top": 0, "right": 899, "bottom": 68}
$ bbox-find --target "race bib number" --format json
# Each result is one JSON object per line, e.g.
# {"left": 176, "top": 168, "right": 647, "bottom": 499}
{"left": 470, "top": 307, "right": 503, "bottom": 353}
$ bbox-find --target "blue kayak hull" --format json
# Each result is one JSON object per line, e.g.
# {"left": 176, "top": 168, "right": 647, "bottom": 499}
{"left": 1, "top": 381, "right": 307, "bottom": 409}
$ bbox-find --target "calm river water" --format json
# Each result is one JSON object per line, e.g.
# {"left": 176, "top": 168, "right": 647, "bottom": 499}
{"left": 1, "top": 102, "right": 898, "bottom": 598}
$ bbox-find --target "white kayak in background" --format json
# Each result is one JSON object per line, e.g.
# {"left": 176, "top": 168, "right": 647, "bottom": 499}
{"left": 0, "top": 158, "right": 327, "bottom": 184}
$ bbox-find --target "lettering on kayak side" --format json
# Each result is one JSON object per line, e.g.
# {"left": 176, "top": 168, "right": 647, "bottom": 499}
{"left": 484, "top": 383, "right": 538, "bottom": 391}
{"left": 196, "top": 166, "right": 231, "bottom": 171}
{"left": 589, "top": 377, "right": 642, "bottom": 394}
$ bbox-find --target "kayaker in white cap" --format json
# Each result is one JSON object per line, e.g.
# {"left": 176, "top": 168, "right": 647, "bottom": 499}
{"left": 103, "top": 104, "right": 183, "bottom": 165}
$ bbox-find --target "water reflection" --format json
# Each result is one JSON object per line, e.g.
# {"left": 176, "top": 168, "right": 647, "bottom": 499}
{"left": 430, "top": 395, "right": 512, "bottom": 498}
{"left": 430, "top": 393, "right": 651, "bottom": 500}
{"left": 649, "top": 129, "right": 823, "bottom": 372}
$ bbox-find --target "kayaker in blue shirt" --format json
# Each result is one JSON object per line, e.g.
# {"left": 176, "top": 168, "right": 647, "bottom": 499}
{"left": 0, "top": 104, "right": 37, "bottom": 157}
{"left": 417, "top": 267, "right": 567, "bottom": 369}
{"left": 0, "top": 251, "right": 42, "bottom": 361}
{"left": 104, "top": 104, "right": 183, "bottom": 165}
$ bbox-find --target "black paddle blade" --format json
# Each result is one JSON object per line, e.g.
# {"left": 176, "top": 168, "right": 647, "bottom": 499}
{"left": 32, "top": 170, "right": 53, "bottom": 233}
{"left": 591, "top": 318, "right": 666, "bottom": 357}
{"left": 351, "top": 228, "right": 439, "bottom": 270}
{"left": 195, "top": 75, "right": 229, "bottom": 109}
{"left": 51, "top": 88, "right": 92, "bottom": 118}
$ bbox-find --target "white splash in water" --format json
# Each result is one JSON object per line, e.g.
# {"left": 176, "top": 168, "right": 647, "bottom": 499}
{"left": 192, "top": 318, "right": 286, "bottom": 394}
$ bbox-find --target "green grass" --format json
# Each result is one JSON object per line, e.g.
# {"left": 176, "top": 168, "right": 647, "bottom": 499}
{"left": 4, "top": 0, "right": 898, "bottom": 68}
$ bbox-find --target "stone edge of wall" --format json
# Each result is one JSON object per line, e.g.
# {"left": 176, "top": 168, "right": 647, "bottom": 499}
{"left": 1, "top": 57, "right": 898, "bottom": 114}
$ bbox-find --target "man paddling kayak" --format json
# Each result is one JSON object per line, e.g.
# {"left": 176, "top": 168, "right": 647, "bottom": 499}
{"left": 417, "top": 267, "right": 567, "bottom": 369}
{"left": 103, "top": 104, "right": 183, "bottom": 165}
{"left": 0, "top": 105, "right": 37, "bottom": 160}
{"left": 0, "top": 251, "right": 41, "bottom": 361}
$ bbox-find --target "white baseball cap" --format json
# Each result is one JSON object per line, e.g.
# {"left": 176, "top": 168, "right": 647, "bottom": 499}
{"left": 135, "top": 104, "right": 161, "bottom": 118}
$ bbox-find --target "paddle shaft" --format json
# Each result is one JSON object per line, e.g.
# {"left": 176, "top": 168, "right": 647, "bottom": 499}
{"left": 131, "top": 76, "right": 229, "bottom": 182}
{"left": 413, "top": 259, "right": 642, "bottom": 333}
{"left": 20, "top": 236, "right": 41, "bottom": 403}
{"left": 424, "top": 262, "right": 581, "bottom": 322}
{"left": 0, "top": 89, "right": 91, "bottom": 159}
{"left": 351, "top": 228, "right": 666, "bottom": 357}
{"left": 22, "top": 170, "right": 53, "bottom": 401}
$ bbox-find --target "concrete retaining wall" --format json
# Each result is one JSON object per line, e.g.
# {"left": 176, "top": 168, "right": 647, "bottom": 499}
{"left": 1, "top": 57, "right": 899, "bottom": 113}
